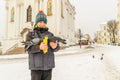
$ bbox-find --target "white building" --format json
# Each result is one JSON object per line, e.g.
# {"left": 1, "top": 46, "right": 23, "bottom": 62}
{"left": 2, "top": 0, "right": 76, "bottom": 54}
{"left": 97, "top": 24, "right": 111, "bottom": 44}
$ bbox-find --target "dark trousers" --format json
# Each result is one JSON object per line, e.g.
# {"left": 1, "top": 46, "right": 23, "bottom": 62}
{"left": 31, "top": 69, "right": 52, "bottom": 80}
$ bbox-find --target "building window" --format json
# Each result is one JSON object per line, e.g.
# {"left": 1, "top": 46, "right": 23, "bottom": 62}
{"left": 116, "top": 32, "right": 117, "bottom": 35}
{"left": 47, "top": 0, "right": 52, "bottom": 16}
{"left": 61, "top": 0, "right": 64, "bottom": 18}
{"left": 110, "top": 33, "right": 111, "bottom": 35}
{"left": 105, "top": 39, "right": 106, "bottom": 42}
{"left": 27, "top": 5, "right": 32, "bottom": 22}
{"left": 104, "top": 26, "right": 106, "bottom": 30}
{"left": 104, "top": 33, "right": 106, "bottom": 36}
{"left": 11, "top": 7, "right": 14, "bottom": 22}
{"left": 59, "top": 32, "right": 61, "bottom": 35}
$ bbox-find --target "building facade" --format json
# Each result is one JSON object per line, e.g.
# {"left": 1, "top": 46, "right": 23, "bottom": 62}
{"left": 97, "top": 23, "right": 120, "bottom": 45}
{"left": 2, "top": 0, "right": 76, "bottom": 53}
{"left": 97, "top": 24, "right": 111, "bottom": 44}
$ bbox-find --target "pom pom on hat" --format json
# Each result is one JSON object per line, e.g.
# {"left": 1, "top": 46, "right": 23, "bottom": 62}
{"left": 39, "top": 10, "right": 44, "bottom": 13}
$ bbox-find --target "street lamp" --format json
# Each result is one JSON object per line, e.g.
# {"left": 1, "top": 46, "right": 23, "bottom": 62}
{"left": 79, "top": 29, "right": 81, "bottom": 48}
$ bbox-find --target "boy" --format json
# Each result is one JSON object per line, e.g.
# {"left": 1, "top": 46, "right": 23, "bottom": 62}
{"left": 25, "top": 10, "right": 60, "bottom": 80}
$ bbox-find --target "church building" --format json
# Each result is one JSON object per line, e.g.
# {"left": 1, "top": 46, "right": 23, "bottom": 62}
{"left": 2, "top": 0, "right": 76, "bottom": 54}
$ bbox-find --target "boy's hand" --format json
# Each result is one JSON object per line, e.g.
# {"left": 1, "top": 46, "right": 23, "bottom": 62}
{"left": 49, "top": 41, "right": 58, "bottom": 49}
{"left": 39, "top": 42, "right": 48, "bottom": 50}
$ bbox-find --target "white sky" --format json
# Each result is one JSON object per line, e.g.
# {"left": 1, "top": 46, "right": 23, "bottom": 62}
{"left": 69, "top": 0, "right": 118, "bottom": 38}
{"left": 0, "top": 0, "right": 118, "bottom": 39}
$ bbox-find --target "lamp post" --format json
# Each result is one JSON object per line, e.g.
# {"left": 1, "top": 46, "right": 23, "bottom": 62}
{"left": 79, "top": 29, "right": 81, "bottom": 48}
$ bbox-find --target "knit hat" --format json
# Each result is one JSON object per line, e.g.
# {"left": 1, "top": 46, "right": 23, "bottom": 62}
{"left": 35, "top": 10, "right": 47, "bottom": 24}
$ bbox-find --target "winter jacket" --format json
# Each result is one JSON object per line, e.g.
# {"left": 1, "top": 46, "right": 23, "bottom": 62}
{"left": 26, "top": 28, "right": 60, "bottom": 70}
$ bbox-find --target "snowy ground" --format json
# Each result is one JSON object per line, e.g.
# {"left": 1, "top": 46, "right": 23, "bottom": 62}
{"left": 0, "top": 44, "right": 120, "bottom": 80}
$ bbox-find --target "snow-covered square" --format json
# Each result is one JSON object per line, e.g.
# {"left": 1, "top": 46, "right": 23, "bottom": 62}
{"left": 0, "top": 44, "right": 120, "bottom": 80}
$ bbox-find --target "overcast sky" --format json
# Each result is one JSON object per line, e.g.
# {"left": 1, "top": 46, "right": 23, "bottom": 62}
{"left": 0, "top": 0, "right": 118, "bottom": 39}
{"left": 69, "top": 0, "right": 118, "bottom": 38}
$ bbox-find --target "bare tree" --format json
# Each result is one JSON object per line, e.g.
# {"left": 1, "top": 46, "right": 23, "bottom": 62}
{"left": 107, "top": 20, "right": 118, "bottom": 44}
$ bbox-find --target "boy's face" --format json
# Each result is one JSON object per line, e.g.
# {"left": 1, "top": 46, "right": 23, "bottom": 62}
{"left": 37, "top": 21, "right": 46, "bottom": 28}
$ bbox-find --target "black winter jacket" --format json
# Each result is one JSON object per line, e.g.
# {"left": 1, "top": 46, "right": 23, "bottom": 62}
{"left": 26, "top": 28, "right": 60, "bottom": 70}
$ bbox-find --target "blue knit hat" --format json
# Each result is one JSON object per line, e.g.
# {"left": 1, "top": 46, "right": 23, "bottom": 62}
{"left": 35, "top": 10, "right": 47, "bottom": 24}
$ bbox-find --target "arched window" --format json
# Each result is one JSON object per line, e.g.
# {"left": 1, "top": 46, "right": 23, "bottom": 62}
{"left": 61, "top": 0, "right": 64, "bottom": 18}
{"left": 47, "top": 0, "right": 52, "bottom": 16}
{"left": 27, "top": 5, "right": 32, "bottom": 22}
{"left": 11, "top": 7, "right": 14, "bottom": 22}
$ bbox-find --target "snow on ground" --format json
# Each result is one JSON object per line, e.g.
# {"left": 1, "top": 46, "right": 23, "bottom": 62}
{"left": 104, "top": 46, "right": 120, "bottom": 75}
{"left": 0, "top": 45, "right": 87, "bottom": 59}
{"left": 0, "top": 60, "right": 30, "bottom": 80}
{"left": 53, "top": 52, "right": 107, "bottom": 80}
{"left": 0, "top": 44, "right": 120, "bottom": 80}
{"left": 0, "top": 45, "right": 88, "bottom": 80}
{"left": 0, "top": 54, "right": 28, "bottom": 60}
